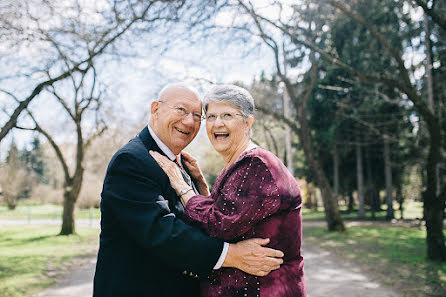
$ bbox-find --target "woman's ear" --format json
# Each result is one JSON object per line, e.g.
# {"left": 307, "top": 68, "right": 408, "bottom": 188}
{"left": 246, "top": 116, "right": 254, "bottom": 131}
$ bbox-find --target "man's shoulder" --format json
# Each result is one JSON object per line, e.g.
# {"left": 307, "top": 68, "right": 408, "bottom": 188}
{"left": 119, "top": 136, "right": 146, "bottom": 155}
{"left": 109, "top": 136, "right": 153, "bottom": 168}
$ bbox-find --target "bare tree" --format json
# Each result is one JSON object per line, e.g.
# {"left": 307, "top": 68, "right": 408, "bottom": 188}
{"left": 0, "top": 0, "right": 221, "bottom": 235}
{"left": 0, "top": 0, "right": 200, "bottom": 142}
{"left": 6, "top": 64, "right": 106, "bottom": 234}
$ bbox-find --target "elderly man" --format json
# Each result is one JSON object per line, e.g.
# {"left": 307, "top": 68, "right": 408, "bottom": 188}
{"left": 93, "top": 83, "right": 284, "bottom": 297}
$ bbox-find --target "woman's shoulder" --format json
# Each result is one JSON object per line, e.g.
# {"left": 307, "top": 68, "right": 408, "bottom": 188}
{"left": 243, "top": 147, "right": 295, "bottom": 180}
{"left": 242, "top": 147, "right": 282, "bottom": 167}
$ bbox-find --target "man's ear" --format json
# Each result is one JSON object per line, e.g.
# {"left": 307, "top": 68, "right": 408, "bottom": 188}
{"left": 151, "top": 101, "right": 159, "bottom": 116}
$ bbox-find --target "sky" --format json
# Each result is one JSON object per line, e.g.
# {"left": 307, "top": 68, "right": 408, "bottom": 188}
{"left": 0, "top": 1, "right": 279, "bottom": 157}
{"left": 0, "top": 0, "right": 428, "bottom": 158}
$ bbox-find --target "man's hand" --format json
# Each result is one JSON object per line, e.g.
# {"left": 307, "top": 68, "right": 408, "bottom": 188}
{"left": 222, "top": 238, "right": 284, "bottom": 276}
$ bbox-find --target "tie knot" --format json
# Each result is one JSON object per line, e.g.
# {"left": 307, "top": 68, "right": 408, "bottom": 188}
{"left": 175, "top": 156, "right": 182, "bottom": 168}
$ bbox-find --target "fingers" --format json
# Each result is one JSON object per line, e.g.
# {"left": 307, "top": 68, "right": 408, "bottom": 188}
{"left": 149, "top": 151, "right": 169, "bottom": 166}
{"left": 265, "top": 256, "right": 283, "bottom": 266}
{"left": 262, "top": 247, "right": 284, "bottom": 259}
{"left": 149, "top": 151, "right": 179, "bottom": 176}
{"left": 181, "top": 151, "right": 194, "bottom": 161}
{"left": 247, "top": 262, "right": 280, "bottom": 277}
{"left": 182, "top": 152, "right": 198, "bottom": 168}
{"left": 252, "top": 270, "right": 269, "bottom": 277}
{"left": 181, "top": 151, "right": 198, "bottom": 165}
{"left": 254, "top": 258, "right": 282, "bottom": 276}
{"left": 251, "top": 238, "right": 270, "bottom": 246}
{"left": 250, "top": 238, "right": 284, "bottom": 257}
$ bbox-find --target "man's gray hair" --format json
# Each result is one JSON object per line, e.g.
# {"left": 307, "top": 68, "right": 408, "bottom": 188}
{"left": 203, "top": 84, "right": 255, "bottom": 117}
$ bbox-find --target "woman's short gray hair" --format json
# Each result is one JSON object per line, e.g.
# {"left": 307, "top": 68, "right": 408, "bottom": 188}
{"left": 203, "top": 84, "right": 255, "bottom": 117}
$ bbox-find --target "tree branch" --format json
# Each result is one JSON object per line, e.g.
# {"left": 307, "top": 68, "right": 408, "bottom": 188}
{"left": 0, "top": 2, "right": 155, "bottom": 143}
{"left": 21, "top": 110, "right": 71, "bottom": 182}
{"left": 84, "top": 124, "right": 108, "bottom": 150}
{"left": 48, "top": 86, "right": 76, "bottom": 121}
{"left": 256, "top": 105, "right": 300, "bottom": 133}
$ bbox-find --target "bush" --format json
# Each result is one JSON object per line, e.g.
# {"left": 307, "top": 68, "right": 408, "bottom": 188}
{"left": 29, "top": 184, "right": 63, "bottom": 205}
{"left": 77, "top": 176, "right": 102, "bottom": 209}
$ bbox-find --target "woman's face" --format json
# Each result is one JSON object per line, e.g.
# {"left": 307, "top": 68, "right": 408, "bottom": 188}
{"left": 205, "top": 101, "right": 253, "bottom": 157}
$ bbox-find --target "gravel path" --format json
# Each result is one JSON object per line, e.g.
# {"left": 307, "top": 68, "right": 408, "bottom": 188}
{"left": 35, "top": 241, "right": 402, "bottom": 297}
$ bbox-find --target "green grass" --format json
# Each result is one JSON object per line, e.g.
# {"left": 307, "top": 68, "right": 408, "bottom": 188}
{"left": 0, "top": 225, "right": 99, "bottom": 297}
{"left": 302, "top": 200, "right": 423, "bottom": 221}
{"left": 304, "top": 224, "right": 446, "bottom": 297}
{"left": 0, "top": 203, "right": 101, "bottom": 220}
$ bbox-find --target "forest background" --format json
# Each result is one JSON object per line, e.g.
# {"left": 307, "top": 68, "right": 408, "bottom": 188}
{"left": 0, "top": 1, "right": 445, "bottom": 294}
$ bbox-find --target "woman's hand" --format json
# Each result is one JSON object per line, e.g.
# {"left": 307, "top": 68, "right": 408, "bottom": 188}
{"left": 181, "top": 151, "right": 203, "bottom": 181}
{"left": 149, "top": 151, "right": 189, "bottom": 194}
{"left": 181, "top": 151, "right": 210, "bottom": 196}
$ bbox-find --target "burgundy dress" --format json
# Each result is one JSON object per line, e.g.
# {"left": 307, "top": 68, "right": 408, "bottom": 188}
{"left": 184, "top": 147, "right": 306, "bottom": 297}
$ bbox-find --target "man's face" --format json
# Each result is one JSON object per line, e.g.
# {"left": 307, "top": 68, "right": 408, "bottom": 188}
{"left": 150, "top": 87, "right": 202, "bottom": 155}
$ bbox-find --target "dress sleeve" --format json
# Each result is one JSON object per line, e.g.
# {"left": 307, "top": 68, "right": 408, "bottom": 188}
{"left": 184, "top": 156, "right": 281, "bottom": 241}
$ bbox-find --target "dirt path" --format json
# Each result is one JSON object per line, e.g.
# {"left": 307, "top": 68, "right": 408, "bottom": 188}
{"left": 35, "top": 257, "right": 96, "bottom": 297}
{"left": 35, "top": 241, "right": 402, "bottom": 297}
{"left": 303, "top": 243, "right": 401, "bottom": 297}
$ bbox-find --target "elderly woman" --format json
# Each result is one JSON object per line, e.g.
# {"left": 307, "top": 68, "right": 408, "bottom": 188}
{"left": 150, "top": 85, "right": 306, "bottom": 297}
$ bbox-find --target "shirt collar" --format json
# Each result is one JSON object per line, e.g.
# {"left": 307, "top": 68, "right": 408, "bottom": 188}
{"left": 147, "top": 124, "right": 180, "bottom": 162}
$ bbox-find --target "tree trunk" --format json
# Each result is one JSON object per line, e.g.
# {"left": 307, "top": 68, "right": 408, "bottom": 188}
{"left": 356, "top": 133, "right": 365, "bottom": 219}
{"left": 290, "top": 52, "right": 344, "bottom": 232}
{"left": 296, "top": 112, "right": 345, "bottom": 231}
{"left": 384, "top": 136, "right": 394, "bottom": 220}
{"left": 396, "top": 183, "right": 404, "bottom": 220}
{"left": 333, "top": 143, "right": 339, "bottom": 205}
{"left": 348, "top": 192, "right": 354, "bottom": 213}
{"left": 365, "top": 144, "right": 376, "bottom": 220}
{"left": 424, "top": 13, "right": 434, "bottom": 113}
{"left": 59, "top": 169, "right": 84, "bottom": 235}
{"left": 423, "top": 121, "right": 446, "bottom": 260}
{"left": 283, "top": 92, "right": 294, "bottom": 175}
{"left": 5, "top": 194, "right": 17, "bottom": 210}
{"left": 424, "top": 13, "right": 442, "bottom": 199}
{"left": 60, "top": 190, "right": 77, "bottom": 235}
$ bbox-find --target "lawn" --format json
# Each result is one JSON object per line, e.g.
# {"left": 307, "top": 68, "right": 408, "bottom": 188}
{"left": 0, "top": 203, "right": 101, "bottom": 220}
{"left": 302, "top": 200, "right": 424, "bottom": 221}
{"left": 0, "top": 225, "right": 99, "bottom": 297}
{"left": 1, "top": 201, "right": 443, "bottom": 297}
{"left": 303, "top": 224, "right": 446, "bottom": 297}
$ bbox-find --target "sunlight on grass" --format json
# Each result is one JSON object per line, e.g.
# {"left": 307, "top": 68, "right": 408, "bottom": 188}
{"left": 302, "top": 200, "right": 423, "bottom": 221}
{"left": 0, "top": 203, "right": 100, "bottom": 220}
{"left": 304, "top": 225, "right": 446, "bottom": 296}
{"left": 0, "top": 225, "right": 99, "bottom": 297}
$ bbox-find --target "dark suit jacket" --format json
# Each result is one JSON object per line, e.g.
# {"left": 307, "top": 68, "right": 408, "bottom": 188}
{"left": 93, "top": 127, "right": 223, "bottom": 297}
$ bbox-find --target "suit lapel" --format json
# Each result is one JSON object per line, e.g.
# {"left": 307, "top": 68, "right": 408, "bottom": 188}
{"left": 137, "top": 126, "right": 192, "bottom": 214}
{"left": 138, "top": 126, "right": 164, "bottom": 156}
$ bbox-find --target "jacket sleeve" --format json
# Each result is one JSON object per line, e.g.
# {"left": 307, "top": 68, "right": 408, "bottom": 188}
{"left": 100, "top": 151, "right": 223, "bottom": 276}
{"left": 184, "top": 156, "right": 281, "bottom": 241}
